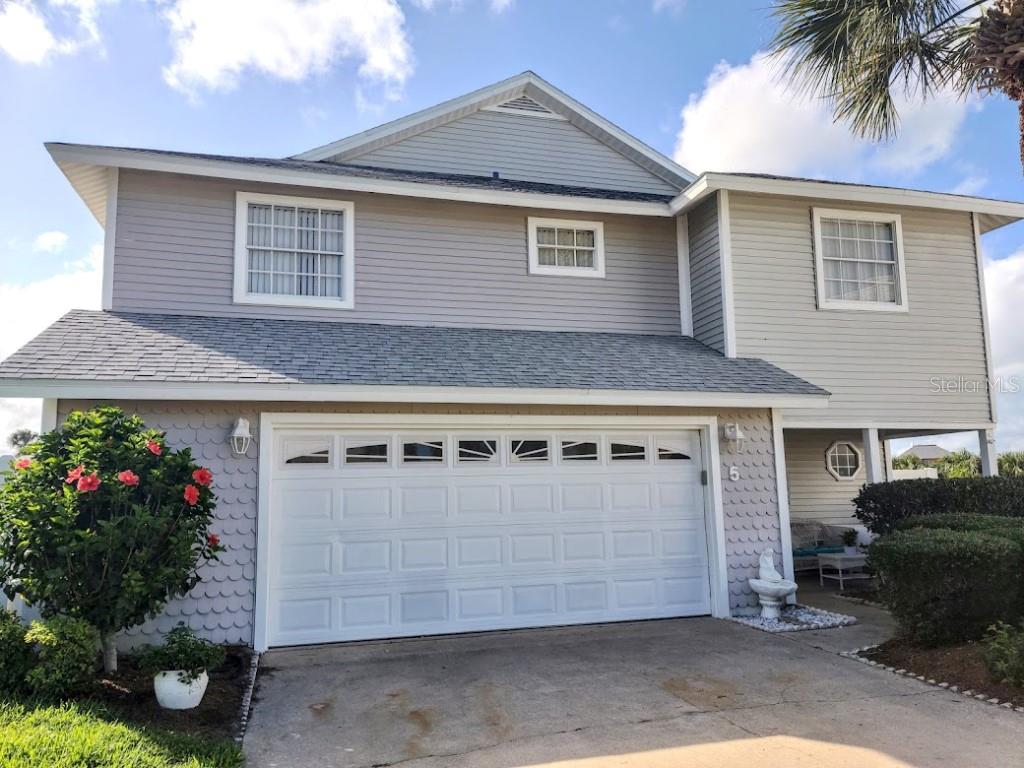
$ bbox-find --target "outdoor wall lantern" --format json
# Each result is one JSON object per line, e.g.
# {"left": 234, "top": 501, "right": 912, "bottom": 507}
{"left": 230, "top": 418, "right": 252, "bottom": 456}
{"left": 722, "top": 423, "right": 746, "bottom": 454}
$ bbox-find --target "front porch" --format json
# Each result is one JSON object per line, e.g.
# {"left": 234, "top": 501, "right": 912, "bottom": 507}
{"left": 777, "top": 425, "right": 998, "bottom": 578}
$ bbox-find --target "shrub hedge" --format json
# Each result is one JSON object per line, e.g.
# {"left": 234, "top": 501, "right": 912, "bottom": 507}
{"left": 868, "top": 528, "right": 1021, "bottom": 645}
{"left": 0, "top": 611, "right": 34, "bottom": 695}
{"left": 24, "top": 617, "right": 99, "bottom": 699}
{"left": 854, "top": 476, "right": 1024, "bottom": 534}
{"left": 983, "top": 621, "right": 1024, "bottom": 687}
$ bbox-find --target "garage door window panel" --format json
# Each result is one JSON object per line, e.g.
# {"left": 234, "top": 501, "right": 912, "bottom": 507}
{"left": 345, "top": 438, "right": 390, "bottom": 465}
{"left": 457, "top": 439, "right": 499, "bottom": 464}
{"left": 561, "top": 439, "right": 600, "bottom": 462}
{"left": 282, "top": 437, "right": 333, "bottom": 467}
{"left": 610, "top": 438, "right": 648, "bottom": 462}
{"left": 510, "top": 438, "right": 550, "bottom": 464}
{"left": 403, "top": 439, "right": 446, "bottom": 464}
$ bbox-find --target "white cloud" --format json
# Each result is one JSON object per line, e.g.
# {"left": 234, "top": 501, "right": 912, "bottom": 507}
{"left": 950, "top": 175, "right": 988, "bottom": 196}
{"left": 0, "top": 0, "right": 105, "bottom": 65}
{"left": 0, "top": 243, "right": 102, "bottom": 451}
{"left": 160, "top": 0, "right": 413, "bottom": 101}
{"left": 490, "top": 0, "right": 514, "bottom": 12}
{"left": 31, "top": 230, "right": 69, "bottom": 254}
{"left": 985, "top": 251, "right": 1024, "bottom": 451}
{"left": 674, "top": 51, "right": 969, "bottom": 179}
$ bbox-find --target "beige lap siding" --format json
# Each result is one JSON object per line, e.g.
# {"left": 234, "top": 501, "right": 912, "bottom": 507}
{"left": 57, "top": 401, "right": 782, "bottom": 647}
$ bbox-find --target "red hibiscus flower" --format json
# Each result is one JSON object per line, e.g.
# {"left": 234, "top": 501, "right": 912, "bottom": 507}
{"left": 76, "top": 473, "right": 101, "bottom": 493}
{"left": 192, "top": 467, "right": 213, "bottom": 487}
{"left": 146, "top": 440, "right": 162, "bottom": 456}
{"left": 183, "top": 484, "right": 200, "bottom": 506}
{"left": 14, "top": 458, "right": 31, "bottom": 470}
{"left": 117, "top": 470, "right": 140, "bottom": 487}
{"left": 207, "top": 532, "right": 220, "bottom": 548}
{"left": 65, "top": 464, "right": 85, "bottom": 484}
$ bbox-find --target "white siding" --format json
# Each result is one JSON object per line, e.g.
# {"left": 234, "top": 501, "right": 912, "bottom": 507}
{"left": 111, "top": 170, "right": 682, "bottom": 334}
{"left": 688, "top": 195, "right": 725, "bottom": 353}
{"left": 344, "top": 110, "right": 679, "bottom": 195}
{"left": 729, "top": 192, "right": 993, "bottom": 426}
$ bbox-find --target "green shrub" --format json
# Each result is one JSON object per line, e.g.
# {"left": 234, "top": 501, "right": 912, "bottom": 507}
{"left": 983, "top": 621, "right": 1024, "bottom": 687}
{"left": 24, "top": 617, "right": 99, "bottom": 699}
{"left": 0, "top": 406, "right": 224, "bottom": 672}
{"left": 0, "top": 610, "right": 33, "bottom": 695}
{"left": 869, "top": 528, "right": 1021, "bottom": 645}
{"left": 894, "top": 513, "right": 1024, "bottom": 534}
{"left": 138, "top": 625, "right": 226, "bottom": 684}
{"left": 935, "top": 449, "right": 981, "bottom": 479}
{"left": 854, "top": 476, "right": 1024, "bottom": 534}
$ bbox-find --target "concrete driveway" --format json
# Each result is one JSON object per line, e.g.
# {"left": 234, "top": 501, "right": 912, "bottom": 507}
{"left": 244, "top": 597, "right": 1024, "bottom": 768}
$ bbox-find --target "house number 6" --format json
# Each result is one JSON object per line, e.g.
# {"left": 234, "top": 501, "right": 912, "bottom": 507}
{"left": 728, "top": 466, "right": 740, "bottom": 482}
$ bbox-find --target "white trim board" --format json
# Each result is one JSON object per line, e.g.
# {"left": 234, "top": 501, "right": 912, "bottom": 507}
{"left": 670, "top": 173, "right": 1024, "bottom": 233}
{"left": 675, "top": 214, "right": 693, "bottom": 336}
{"left": 973, "top": 213, "right": 997, "bottom": 423}
{"left": 252, "top": 411, "right": 730, "bottom": 651}
{"left": 46, "top": 143, "right": 671, "bottom": 218}
{"left": 771, "top": 408, "right": 795, "bottom": 592}
{"left": 101, "top": 168, "right": 118, "bottom": 311}
{"left": 0, "top": 380, "right": 830, "bottom": 409}
{"left": 717, "top": 191, "right": 737, "bottom": 357}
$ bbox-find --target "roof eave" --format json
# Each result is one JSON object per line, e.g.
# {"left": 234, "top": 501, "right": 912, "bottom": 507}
{"left": 0, "top": 378, "right": 830, "bottom": 409}
{"left": 45, "top": 143, "right": 674, "bottom": 218}
{"left": 670, "top": 172, "right": 1024, "bottom": 232}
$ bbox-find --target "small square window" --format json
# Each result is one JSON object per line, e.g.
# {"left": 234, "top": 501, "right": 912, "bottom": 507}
{"left": 528, "top": 218, "right": 605, "bottom": 278}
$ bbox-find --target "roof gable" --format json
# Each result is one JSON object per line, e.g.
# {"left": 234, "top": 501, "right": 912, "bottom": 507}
{"left": 292, "top": 72, "right": 695, "bottom": 192}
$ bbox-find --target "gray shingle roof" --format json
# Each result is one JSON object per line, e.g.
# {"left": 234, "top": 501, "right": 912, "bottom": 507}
{"left": 0, "top": 310, "right": 827, "bottom": 397}
{"left": 48, "top": 143, "right": 674, "bottom": 203}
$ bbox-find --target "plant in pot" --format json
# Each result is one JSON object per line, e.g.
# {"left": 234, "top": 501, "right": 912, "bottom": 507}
{"left": 138, "top": 625, "right": 226, "bottom": 710}
{"left": 841, "top": 528, "right": 860, "bottom": 555}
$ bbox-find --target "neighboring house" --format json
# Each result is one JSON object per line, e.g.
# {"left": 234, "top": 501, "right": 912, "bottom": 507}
{"left": 0, "top": 72, "right": 1015, "bottom": 651}
{"left": 898, "top": 443, "right": 951, "bottom": 466}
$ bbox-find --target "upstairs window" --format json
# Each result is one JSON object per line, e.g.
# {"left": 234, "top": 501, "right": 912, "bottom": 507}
{"left": 527, "top": 218, "right": 605, "bottom": 278}
{"left": 813, "top": 208, "right": 908, "bottom": 312}
{"left": 234, "top": 192, "right": 355, "bottom": 309}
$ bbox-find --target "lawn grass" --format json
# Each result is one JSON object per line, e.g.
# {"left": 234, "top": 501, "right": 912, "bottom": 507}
{"left": 0, "top": 700, "right": 244, "bottom": 768}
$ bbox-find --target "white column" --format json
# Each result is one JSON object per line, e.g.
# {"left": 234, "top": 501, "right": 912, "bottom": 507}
{"left": 862, "top": 428, "right": 884, "bottom": 484}
{"left": 771, "top": 410, "right": 795, "bottom": 593}
{"left": 40, "top": 399, "right": 58, "bottom": 432}
{"left": 980, "top": 428, "right": 999, "bottom": 477}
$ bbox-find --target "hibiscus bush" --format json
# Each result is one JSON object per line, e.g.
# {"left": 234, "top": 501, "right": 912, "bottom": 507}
{"left": 0, "top": 407, "right": 224, "bottom": 671}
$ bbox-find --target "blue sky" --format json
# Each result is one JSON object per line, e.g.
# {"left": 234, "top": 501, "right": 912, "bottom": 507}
{"left": 1, "top": 0, "right": 1022, "bottom": 454}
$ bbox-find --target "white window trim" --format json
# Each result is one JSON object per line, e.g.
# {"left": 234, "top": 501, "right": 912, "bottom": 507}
{"left": 812, "top": 207, "right": 909, "bottom": 313}
{"left": 527, "top": 217, "right": 606, "bottom": 278}
{"left": 825, "top": 440, "right": 863, "bottom": 481}
{"left": 233, "top": 191, "right": 355, "bottom": 310}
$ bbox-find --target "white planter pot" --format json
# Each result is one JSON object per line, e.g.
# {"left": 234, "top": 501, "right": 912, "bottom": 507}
{"left": 153, "top": 670, "right": 209, "bottom": 710}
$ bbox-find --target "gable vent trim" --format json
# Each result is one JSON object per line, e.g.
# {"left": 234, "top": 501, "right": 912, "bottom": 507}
{"left": 484, "top": 95, "right": 566, "bottom": 120}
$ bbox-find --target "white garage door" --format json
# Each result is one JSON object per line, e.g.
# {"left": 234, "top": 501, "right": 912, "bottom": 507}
{"left": 266, "top": 428, "right": 712, "bottom": 647}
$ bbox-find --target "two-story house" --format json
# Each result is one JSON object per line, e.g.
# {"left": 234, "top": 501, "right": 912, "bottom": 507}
{"left": 0, "top": 72, "right": 1018, "bottom": 652}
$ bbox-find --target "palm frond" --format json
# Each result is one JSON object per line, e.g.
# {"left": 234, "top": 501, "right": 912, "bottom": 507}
{"left": 770, "top": 0, "right": 982, "bottom": 141}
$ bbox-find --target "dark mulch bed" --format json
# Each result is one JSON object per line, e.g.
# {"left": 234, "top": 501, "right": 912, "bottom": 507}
{"left": 864, "top": 637, "right": 1024, "bottom": 708}
{"left": 89, "top": 646, "right": 251, "bottom": 739}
